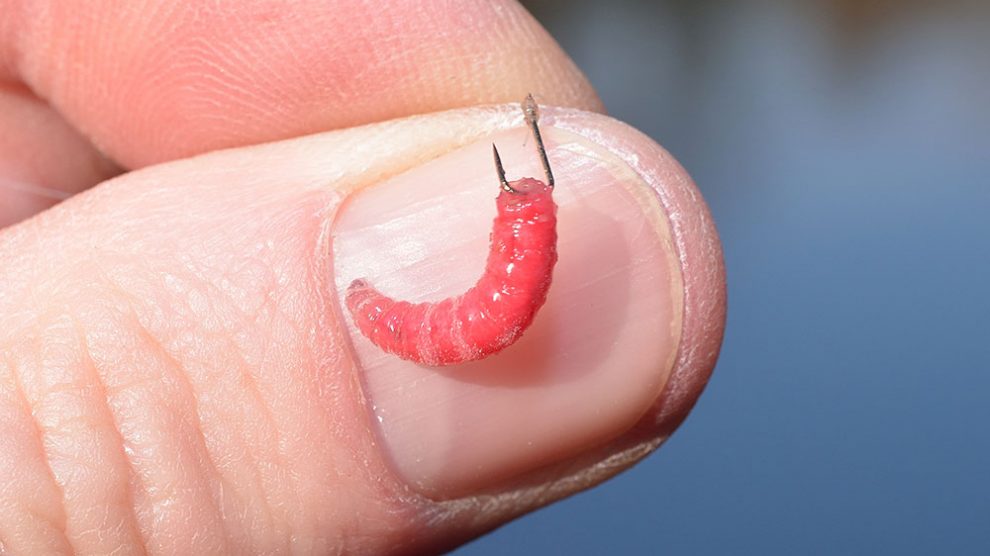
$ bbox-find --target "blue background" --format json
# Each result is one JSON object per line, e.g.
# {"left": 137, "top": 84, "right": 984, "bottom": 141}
{"left": 460, "top": 1, "right": 990, "bottom": 554}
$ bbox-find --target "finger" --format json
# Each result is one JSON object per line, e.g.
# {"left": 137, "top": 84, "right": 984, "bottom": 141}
{"left": 0, "top": 83, "right": 119, "bottom": 226}
{"left": 0, "top": 0, "right": 598, "bottom": 228}
{"left": 0, "top": 105, "right": 723, "bottom": 554}
{"left": 5, "top": 0, "right": 601, "bottom": 169}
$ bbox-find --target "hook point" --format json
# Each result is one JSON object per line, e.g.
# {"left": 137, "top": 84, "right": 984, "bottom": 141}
{"left": 493, "top": 143, "right": 515, "bottom": 193}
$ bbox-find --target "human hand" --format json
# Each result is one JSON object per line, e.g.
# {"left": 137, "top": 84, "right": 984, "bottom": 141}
{"left": 0, "top": 1, "right": 725, "bottom": 553}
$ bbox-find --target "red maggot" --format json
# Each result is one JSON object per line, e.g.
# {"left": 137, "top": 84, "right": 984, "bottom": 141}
{"left": 346, "top": 95, "right": 558, "bottom": 366}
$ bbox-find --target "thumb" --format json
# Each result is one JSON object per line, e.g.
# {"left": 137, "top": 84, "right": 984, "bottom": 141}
{"left": 0, "top": 104, "right": 724, "bottom": 554}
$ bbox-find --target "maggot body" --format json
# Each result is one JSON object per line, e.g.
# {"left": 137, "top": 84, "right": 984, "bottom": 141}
{"left": 346, "top": 95, "right": 558, "bottom": 366}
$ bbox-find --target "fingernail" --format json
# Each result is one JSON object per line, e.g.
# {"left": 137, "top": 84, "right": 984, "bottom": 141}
{"left": 332, "top": 126, "right": 683, "bottom": 497}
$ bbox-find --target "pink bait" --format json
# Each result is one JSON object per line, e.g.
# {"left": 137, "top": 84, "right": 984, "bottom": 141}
{"left": 346, "top": 95, "right": 558, "bottom": 366}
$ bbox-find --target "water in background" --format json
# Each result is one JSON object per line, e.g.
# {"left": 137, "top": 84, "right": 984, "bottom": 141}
{"left": 461, "top": 1, "right": 990, "bottom": 554}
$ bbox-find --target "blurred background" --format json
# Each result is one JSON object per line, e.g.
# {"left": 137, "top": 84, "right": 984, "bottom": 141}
{"left": 462, "top": 0, "right": 990, "bottom": 554}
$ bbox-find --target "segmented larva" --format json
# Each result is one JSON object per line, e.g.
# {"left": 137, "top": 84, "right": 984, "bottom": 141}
{"left": 346, "top": 95, "right": 558, "bottom": 366}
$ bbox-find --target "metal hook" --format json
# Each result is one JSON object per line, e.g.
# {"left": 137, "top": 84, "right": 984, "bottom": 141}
{"left": 492, "top": 143, "right": 515, "bottom": 193}
{"left": 522, "top": 94, "right": 554, "bottom": 187}
{"left": 492, "top": 94, "right": 555, "bottom": 193}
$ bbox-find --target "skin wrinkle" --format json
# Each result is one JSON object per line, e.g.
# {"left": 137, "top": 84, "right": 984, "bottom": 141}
{"left": 5, "top": 351, "right": 73, "bottom": 553}
{"left": 163, "top": 258, "right": 287, "bottom": 497}
{"left": 123, "top": 317, "right": 232, "bottom": 553}
{"left": 212, "top": 333, "right": 282, "bottom": 537}
{"left": 123, "top": 241, "right": 311, "bottom": 552}
{"left": 219, "top": 311, "right": 290, "bottom": 548}
{"left": 252, "top": 335, "right": 297, "bottom": 553}
{"left": 155, "top": 231, "right": 307, "bottom": 543}
{"left": 34, "top": 315, "right": 136, "bottom": 551}
{"left": 73, "top": 271, "right": 236, "bottom": 555}
{"left": 67, "top": 317, "right": 148, "bottom": 556}
{"left": 143, "top": 314, "right": 244, "bottom": 552}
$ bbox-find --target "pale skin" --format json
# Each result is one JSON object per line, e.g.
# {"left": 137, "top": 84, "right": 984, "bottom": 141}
{"left": 0, "top": 1, "right": 726, "bottom": 554}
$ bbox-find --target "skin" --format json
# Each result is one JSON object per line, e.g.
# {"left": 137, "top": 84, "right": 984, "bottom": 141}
{"left": 0, "top": 1, "right": 726, "bottom": 554}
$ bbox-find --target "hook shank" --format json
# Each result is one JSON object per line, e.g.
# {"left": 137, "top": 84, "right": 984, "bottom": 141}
{"left": 522, "top": 94, "right": 554, "bottom": 187}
